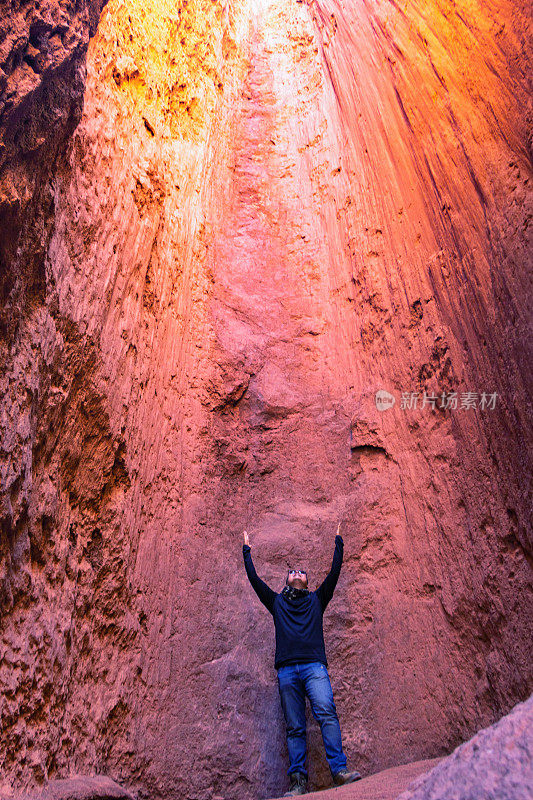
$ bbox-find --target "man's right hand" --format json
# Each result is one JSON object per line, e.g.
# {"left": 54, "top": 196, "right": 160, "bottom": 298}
{"left": 243, "top": 530, "right": 250, "bottom": 546}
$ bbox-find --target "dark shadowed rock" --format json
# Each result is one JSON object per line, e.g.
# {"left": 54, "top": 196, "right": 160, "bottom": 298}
{"left": 0, "top": 0, "right": 108, "bottom": 342}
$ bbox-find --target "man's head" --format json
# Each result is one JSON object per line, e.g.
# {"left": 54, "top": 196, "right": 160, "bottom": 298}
{"left": 286, "top": 568, "right": 308, "bottom": 590}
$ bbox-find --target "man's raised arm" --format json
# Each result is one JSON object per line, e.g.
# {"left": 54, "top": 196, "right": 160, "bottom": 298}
{"left": 316, "top": 525, "right": 344, "bottom": 612}
{"left": 242, "top": 530, "right": 277, "bottom": 615}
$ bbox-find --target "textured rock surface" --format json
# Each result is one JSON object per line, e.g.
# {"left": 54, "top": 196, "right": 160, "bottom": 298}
{"left": 395, "top": 693, "right": 533, "bottom": 800}
{"left": 0, "top": 0, "right": 108, "bottom": 342}
{"left": 269, "top": 757, "right": 445, "bottom": 800}
{"left": 1, "top": 774, "right": 136, "bottom": 800}
{"left": 263, "top": 693, "right": 533, "bottom": 800}
{"left": 0, "top": 1, "right": 532, "bottom": 800}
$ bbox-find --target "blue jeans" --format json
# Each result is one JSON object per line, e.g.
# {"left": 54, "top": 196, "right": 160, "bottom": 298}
{"left": 277, "top": 661, "right": 347, "bottom": 780}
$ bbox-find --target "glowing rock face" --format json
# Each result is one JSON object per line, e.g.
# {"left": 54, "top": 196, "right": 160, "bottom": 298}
{"left": 0, "top": 0, "right": 531, "bottom": 798}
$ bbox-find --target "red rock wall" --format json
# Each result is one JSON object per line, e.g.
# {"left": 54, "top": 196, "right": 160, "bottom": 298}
{"left": 0, "top": 0, "right": 108, "bottom": 341}
{"left": 1, "top": 0, "right": 531, "bottom": 798}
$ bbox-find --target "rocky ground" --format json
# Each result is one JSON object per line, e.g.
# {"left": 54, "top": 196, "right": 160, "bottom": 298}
{"left": 3, "top": 692, "right": 532, "bottom": 798}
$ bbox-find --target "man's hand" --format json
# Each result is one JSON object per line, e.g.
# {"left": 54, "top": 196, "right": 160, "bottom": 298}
{"left": 336, "top": 522, "right": 341, "bottom": 535}
{"left": 244, "top": 530, "right": 250, "bottom": 546}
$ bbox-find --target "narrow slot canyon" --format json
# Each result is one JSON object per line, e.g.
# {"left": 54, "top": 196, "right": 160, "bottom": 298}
{"left": 0, "top": 1, "right": 531, "bottom": 799}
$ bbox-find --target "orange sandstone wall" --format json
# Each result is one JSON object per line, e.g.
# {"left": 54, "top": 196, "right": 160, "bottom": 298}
{"left": 0, "top": 1, "right": 531, "bottom": 798}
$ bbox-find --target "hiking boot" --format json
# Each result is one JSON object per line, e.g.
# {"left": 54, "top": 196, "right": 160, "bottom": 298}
{"left": 332, "top": 768, "right": 362, "bottom": 786}
{"left": 283, "top": 771, "right": 307, "bottom": 796}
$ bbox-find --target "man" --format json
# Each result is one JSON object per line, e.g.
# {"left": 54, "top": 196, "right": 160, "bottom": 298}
{"left": 242, "top": 524, "right": 362, "bottom": 796}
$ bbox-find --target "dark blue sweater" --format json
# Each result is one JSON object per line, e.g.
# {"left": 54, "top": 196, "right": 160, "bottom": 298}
{"left": 243, "top": 535, "right": 344, "bottom": 669}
